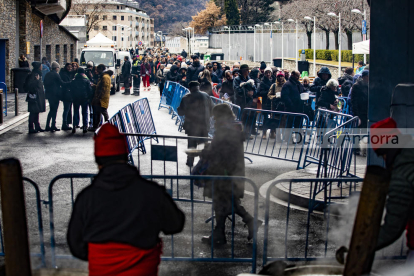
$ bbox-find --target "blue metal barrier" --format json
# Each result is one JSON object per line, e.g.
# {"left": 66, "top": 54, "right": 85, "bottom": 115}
{"left": 263, "top": 178, "right": 406, "bottom": 265}
{"left": 170, "top": 85, "right": 189, "bottom": 126}
{"left": 0, "top": 82, "right": 7, "bottom": 117}
{"left": 241, "top": 108, "right": 309, "bottom": 169}
{"left": 210, "top": 96, "right": 241, "bottom": 120}
{"left": 301, "top": 109, "right": 354, "bottom": 169}
{"left": 46, "top": 174, "right": 259, "bottom": 273}
{"left": 308, "top": 95, "right": 349, "bottom": 115}
{"left": 159, "top": 81, "right": 179, "bottom": 111}
{"left": 130, "top": 98, "right": 158, "bottom": 143}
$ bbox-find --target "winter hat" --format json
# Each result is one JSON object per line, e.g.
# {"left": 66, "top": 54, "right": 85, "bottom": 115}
{"left": 94, "top": 124, "right": 129, "bottom": 165}
{"left": 361, "top": 70, "right": 369, "bottom": 77}
{"left": 277, "top": 71, "right": 285, "bottom": 77}
{"left": 232, "top": 68, "right": 240, "bottom": 75}
{"left": 240, "top": 64, "right": 249, "bottom": 71}
{"left": 166, "top": 64, "right": 172, "bottom": 69}
{"left": 177, "top": 56, "right": 183, "bottom": 62}
{"left": 77, "top": 67, "right": 85, "bottom": 74}
{"left": 181, "top": 62, "right": 187, "bottom": 69}
{"left": 264, "top": 67, "right": 272, "bottom": 74}
{"left": 87, "top": 61, "right": 94, "bottom": 67}
{"left": 51, "top": 61, "right": 60, "bottom": 69}
{"left": 32, "top": 61, "right": 42, "bottom": 70}
{"left": 260, "top": 62, "right": 267, "bottom": 70}
{"left": 370, "top": 118, "right": 401, "bottom": 152}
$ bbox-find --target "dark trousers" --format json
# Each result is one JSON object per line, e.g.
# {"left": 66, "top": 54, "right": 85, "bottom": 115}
{"left": 159, "top": 81, "right": 165, "bottom": 96}
{"left": 73, "top": 102, "right": 89, "bottom": 128}
{"left": 29, "top": 112, "right": 40, "bottom": 130}
{"left": 133, "top": 76, "right": 140, "bottom": 94}
{"left": 214, "top": 197, "right": 253, "bottom": 236}
{"left": 46, "top": 98, "right": 59, "bottom": 128}
{"left": 62, "top": 101, "right": 72, "bottom": 126}
{"left": 93, "top": 105, "right": 109, "bottom": 129}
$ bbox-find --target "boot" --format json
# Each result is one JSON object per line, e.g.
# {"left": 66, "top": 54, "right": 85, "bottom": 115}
{"left": 72, "top": 127, "right": 76, "bottom": 134}
{"left": 29, "top": 129, "right": 38, "bottom": 134}
{"left": 201, "top": 227, "right": 227, "bottom": 245}
{"left": 269, "top": 131, "right": 276, "bottom": 139}
{"left": 35, "top": 125, "right": 45, "bottom": 132}
{"left": 62, "top": 125, "right": 72, "bottom": 131}
{"left": 244, "top": 217, "right": 263, "bottom": 241}
{"left": 122, "top": 89, "right": 130, "bottom": 95}
{"left": 51, "top": 126, "right": 60, "bottom": 131}
{"left": 83, "top": 126, "right": 88, "bottom": 134}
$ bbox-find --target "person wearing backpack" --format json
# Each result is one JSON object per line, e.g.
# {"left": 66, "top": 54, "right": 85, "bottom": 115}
{"left": 71, "top": 68, "right": 92, "bottom": 134}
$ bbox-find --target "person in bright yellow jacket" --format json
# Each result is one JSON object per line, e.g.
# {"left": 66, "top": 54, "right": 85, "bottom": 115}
{"left": 91, "top": 64, "right": 112, "bottom": 131}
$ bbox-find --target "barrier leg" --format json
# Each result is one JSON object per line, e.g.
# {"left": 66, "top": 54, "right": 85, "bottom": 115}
{"left": 0, "top": 158, "right": 32, "bottom": 276}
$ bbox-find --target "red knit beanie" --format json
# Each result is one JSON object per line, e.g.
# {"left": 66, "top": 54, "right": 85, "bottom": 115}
{"left": 370, "top": 117, "right": 401, "bottom": 152}
{"left": 94, "top": 124, "right": 129, "bottom": 157}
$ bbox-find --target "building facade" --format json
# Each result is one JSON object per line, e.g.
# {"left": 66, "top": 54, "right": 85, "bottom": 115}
{"left": 164, "top": 36, "right": 188, "bottom": 54}
{"left": 191, "top": 36, "right": 209, "bottom": 54}
{"left": 0, "top": 0, "right": 78, "bottom": 89}
{"left": 60, "top": 15, "right": 87, "bottom": 58}
{"left": 75, "top": 0, "right": 154, "bottom": 49}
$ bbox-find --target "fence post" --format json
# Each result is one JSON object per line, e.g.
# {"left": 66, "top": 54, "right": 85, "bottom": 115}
{"left": 15, "top": 88, "right": 19, "bottom": 116}
{"left": 0, "top": 89, "right": 3, "bottom": 124}
{"left": 0, "top": 158, "right": 32, "bottom": 276}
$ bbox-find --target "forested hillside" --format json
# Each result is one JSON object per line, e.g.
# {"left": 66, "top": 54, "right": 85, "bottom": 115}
{"left": 138, "top": 0, "right": 208, "bottom": 32}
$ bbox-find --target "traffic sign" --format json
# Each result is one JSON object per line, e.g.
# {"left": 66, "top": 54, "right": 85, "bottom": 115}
{"left": 138, "top": 41, "right": 142, "bottom": 46}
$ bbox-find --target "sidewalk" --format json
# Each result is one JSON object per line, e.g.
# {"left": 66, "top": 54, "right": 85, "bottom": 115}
{"left": 0, "top": 93, "right": 37, "bottom": 135}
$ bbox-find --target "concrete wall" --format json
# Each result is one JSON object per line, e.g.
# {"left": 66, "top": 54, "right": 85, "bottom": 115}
{"left": 282, "top": 59, "right": 342, "bottom": 79}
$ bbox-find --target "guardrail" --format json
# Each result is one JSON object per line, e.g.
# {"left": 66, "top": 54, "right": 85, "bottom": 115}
{"left": 263, "top": 178, "right": 407, "bottom": 265}
{"left": 240, "top": 108, "right": 310, "bottom": 169}
{"left": 46, "top": 174, "right": 259, "bottom": 273}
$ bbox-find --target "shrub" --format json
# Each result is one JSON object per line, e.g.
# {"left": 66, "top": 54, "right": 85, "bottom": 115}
{"left": 298, "top": 49, "right": 314, "bottom": 59}
{"left": 299, "top": 50, "right": 369, "bottom": 65}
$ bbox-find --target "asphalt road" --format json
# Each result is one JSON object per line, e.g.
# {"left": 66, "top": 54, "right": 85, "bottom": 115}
{"left": 0, "top": 84, "right": 404, "bottom": 275}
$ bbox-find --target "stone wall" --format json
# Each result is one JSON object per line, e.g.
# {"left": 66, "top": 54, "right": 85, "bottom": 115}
{"left": 0, "top": 0, "right": 78, "bottom": 89}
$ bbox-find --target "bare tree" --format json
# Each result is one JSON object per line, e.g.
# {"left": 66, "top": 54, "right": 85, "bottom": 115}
{"left": 168, "top": 21, "right": 188, "bottom": 37}
{"left": 70, "top": 0, "right": 106, "bottom": 36}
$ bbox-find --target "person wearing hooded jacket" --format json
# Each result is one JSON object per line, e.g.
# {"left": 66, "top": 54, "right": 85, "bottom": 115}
{"left": 310, "top": 66, "right": 332, "bottom": 99}
{"left": 257, "top": 68, "right": 274, "bottom": 139}
{"left": 71, "top": 68, "right": 92, "bottom": 134}
{"left": 338, "top": 67, "right": 354, "bottom": 97}
{"left": 60, "top": 63, "right": 74, "bottom": 130}
{"left": 317, "top": 79, "right": 339, "bottom": 111}
{"left": 24, "top": 62, "right": 46, "bottom": 134}
{"left": 186, "top": 55, "right": 204, "bottom": 85}
{"left": 249, "top": 68, "right": 261, "bottom": 93}
{"left": 177, "top": 67, "right": 188, "bottom": 88}
{"left": 220, "top": 70, "right": 235, "bottom": 102}
{"left": 212, "top": 62, "right": 223, "bottom": 84}
{"left": 166, "top": 64, "right": 179, "bottom": 83}
{"left": 351, "top": 70, "right": 369, "bottom": 129}
{"left": 67, "top": 123, "right": 185, "bottom": 275}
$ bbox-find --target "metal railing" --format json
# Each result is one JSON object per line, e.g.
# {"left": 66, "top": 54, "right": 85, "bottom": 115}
{"left": 46, "top": 174, "right": 260, "bottom": 273}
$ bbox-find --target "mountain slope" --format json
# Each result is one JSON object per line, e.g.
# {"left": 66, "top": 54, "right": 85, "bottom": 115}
{"left": 138, "top": 0, "right": 209, "bottom": 32}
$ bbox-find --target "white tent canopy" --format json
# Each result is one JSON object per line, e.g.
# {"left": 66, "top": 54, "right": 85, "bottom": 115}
{"left": 352, "top": 39, "right": 370, "bottom": 55}
{"left": 86, "top": 33, "right": 115, "bottom": 47}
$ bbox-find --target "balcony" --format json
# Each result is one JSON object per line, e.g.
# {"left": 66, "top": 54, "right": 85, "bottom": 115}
{"left": 136, "top": 21, "right": 139, "bottom": 26}
{"left": 135, "top": 31, "right": 139, "bottom": 36}
{"left": 34, "top": 0, "right": 66, "bottom": 15}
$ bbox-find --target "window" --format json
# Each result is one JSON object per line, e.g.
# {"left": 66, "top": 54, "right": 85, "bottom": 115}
{"left": 55, "top": 45, "right": 60, "bottom": 63}
{"left": 121, "top": 16, "right": 124, "bottom": 21}
{"left": 113, "top": 15, "right": 117, "bottom": 20}
{"left": 103, "top": 15, "right": 107, "bottom": 20}
{"left": 112, "top": 26, "right": 117, "bottom": 31}
{"left": 94, "top": 15, "right": 99, "bottom": 21}
{"left": 63, "top": 44, "right": 68, "bottom": 64}
{"left": 34, "top": 45, "right": 40, "bottom": 61}
{"left": 121, "top": 37, "right": 124, "bottom": 41}
{"left": 103, "top": 26, "right": 107, "bottom": 30}
{"left": 117, "top": 5, "right": 119, "bottom": 9}
{"left": 94, "top": 25, "right": 99, "bottom": 31}
{"left": 112, "top": 36, "right": 117, "bottom": 41}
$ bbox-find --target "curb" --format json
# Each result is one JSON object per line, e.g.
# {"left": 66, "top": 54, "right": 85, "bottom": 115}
{"left": 0, "top": 103, "right": 49, "bottom": 135}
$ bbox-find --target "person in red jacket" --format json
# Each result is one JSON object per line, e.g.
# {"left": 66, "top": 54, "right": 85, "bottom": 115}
{"left": 141, "top": 57, "right": 151, "bottom": 92}
{"left": 67, "top": 124, "right": 185, "bottom": 275}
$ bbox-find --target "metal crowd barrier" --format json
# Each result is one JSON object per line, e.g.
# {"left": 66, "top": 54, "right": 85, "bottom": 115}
{"left": 301, "top": 109, "right": 354, "bottom": 169}
{"left": 308, "top": 95, "right": 350, "bottom": 115}
{"left": 108, "top": 97, "right": 157, "bottom": 159}
{"left": 46, "top": 173, "right": 260, "bottom": 273}
{"left": 241, "top": 108, "right": 310, "bottom": 169}
{"left": 210, "top": 96, "right": 242, "bottom": 120}
{"left": 263, "top": 178, "right": 407, "bottom": 265}
{"left": 159, "top": 81, "right": 179, "bottom": 111}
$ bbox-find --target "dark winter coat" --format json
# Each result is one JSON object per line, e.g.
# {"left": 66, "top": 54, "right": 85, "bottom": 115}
{"left": 177, "top": 90, "right": 214, "bottom": 135}
{"left": 181, "top": 50, "right": 188, "bottom": 58}
{"left": 212, "top": 63, "right": 223, "bottom": 84}
{"left": 71, "top": 73, "right": 93, "bottom": 104}
{"left": 233, "top": 75, "right": 254, "bottom": 110}
{"left": 67, "top": 163, "right": 185, "bottom": 261}
{"left": 257, "top": 76, "right": 273, "bottom": 110}
{"left": 249, "top": 69, "right": 261, "bottom": 92}
{"left": 220, "top": 79, "right": 234, "bottom": 101}
{"left": 310, "top": 67, "right": 332, "bottom": 96}
{"left": 186, "top": 62, "right": 205, "bottom": 84}
{"left": 44, "top": 71, "right": 68, "bottom": 101}
{"left": 24, "top": 73, "right": 46, "bottom": 113}
{"left": 19, "top": 58, "right": 29, "bottom": 68}
{"left": 203, "top": 121, "right": 245, "bottom": 199}
{"left": 166, "top": 65, "right": 179, "bottom": 82}
{"left": 317, "top": 86, "right": 337, "bottom": 110}
{"left": 338, "top": 73, "right": 353, "bottom": 97}
{"left": 351, "top": 79, "right": 369, "bottom": 128}
{"left": 121, "top": 59, "right": 131, "bottom": 78}
{"left": 59, "top": 68, "right": 73, "bottom": 102}
{"left": 376, "top": 140, "right": 414, "bottom": 251}
{"left": 281, "top": 76, "right": 304, "bottom": 113}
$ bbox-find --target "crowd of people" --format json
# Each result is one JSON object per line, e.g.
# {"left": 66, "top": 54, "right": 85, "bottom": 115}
{"left": 24, "top": 58, "right": 112, "bottom": 134}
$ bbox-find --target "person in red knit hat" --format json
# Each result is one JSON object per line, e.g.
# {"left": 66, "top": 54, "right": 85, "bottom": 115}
{"left": 371, "top": 118, "right": 414, "bottom": 264}
{"left": 67, "top": 123, "right": 185, "bottom": 275}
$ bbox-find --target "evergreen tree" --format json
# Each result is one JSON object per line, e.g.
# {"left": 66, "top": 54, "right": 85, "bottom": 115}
{"left": 224, "top": 0, "right": 240, "bottom": 25}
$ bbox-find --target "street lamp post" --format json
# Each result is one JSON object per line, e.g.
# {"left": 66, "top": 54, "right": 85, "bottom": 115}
{"left": 275, "top": 22, "right": 284, "bottom": 68}
{"left": 264, "top": 23, "right": 270, "bottom": 62}
{"left": 224, "top": 26, "right": 230, "bottom": 60}
{"left": 247, "top": 26, "right": 253, "bottom": 61}
{"left": 351, "top": 8, "right": 367, "bottom": 64}
{"left": 254, "top": 24, "right": 261, "bottom": 62}
{"left": 304, "top": 16, "right": 316, "bottom": 77}
{"left": 287, "top": 19, "right": 297, "bottom": 70}
{"left": 328, "top": 12, "right": 341, "bottom": 75}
